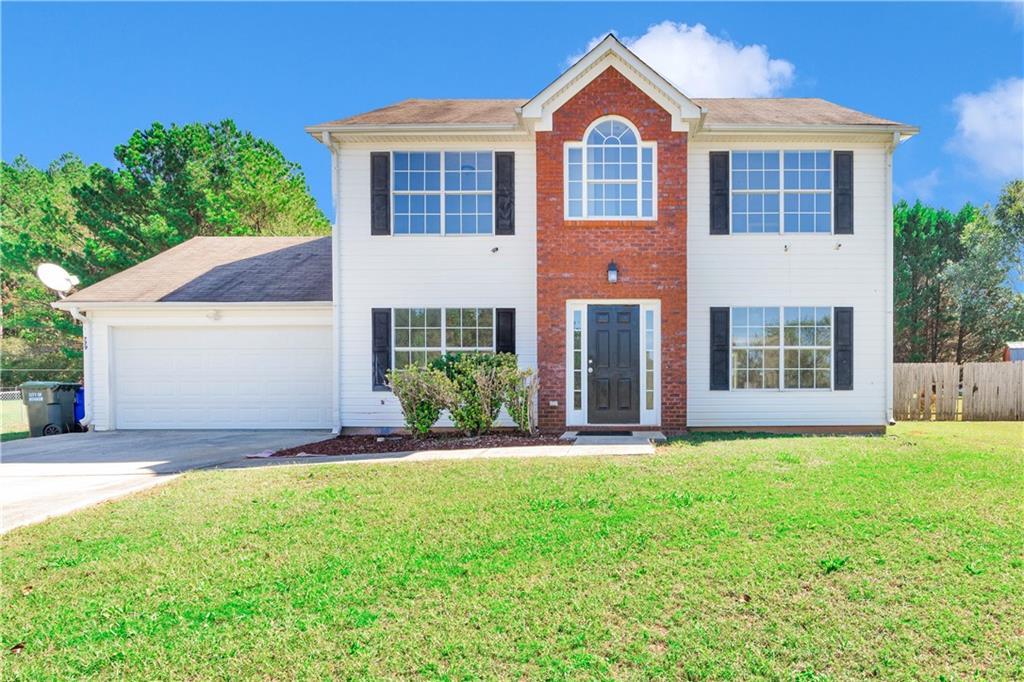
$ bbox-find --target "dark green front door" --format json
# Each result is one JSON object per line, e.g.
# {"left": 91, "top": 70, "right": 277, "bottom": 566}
{"left": 587, "top": 305, "right": 640, "bottom": 424}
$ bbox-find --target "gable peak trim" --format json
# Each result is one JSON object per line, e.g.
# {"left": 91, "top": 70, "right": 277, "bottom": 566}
{"left": 519, "top": 33, "right": 704, "bottom": 132}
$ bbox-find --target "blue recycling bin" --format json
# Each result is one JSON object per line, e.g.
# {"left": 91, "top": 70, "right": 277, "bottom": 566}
{"left": 74, "top": 386, "right": 85, "bottom": 423}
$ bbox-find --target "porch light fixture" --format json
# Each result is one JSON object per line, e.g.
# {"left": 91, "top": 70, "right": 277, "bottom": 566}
{"left": 607, "top": 261, "right": 619, "bottom": 284}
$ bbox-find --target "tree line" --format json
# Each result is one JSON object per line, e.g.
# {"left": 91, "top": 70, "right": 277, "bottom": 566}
{"left": 894, "top": 181, "right": 1024, "bottom": 363}
{"left": 1, "top": 120, "right": 330, "bottom": 384}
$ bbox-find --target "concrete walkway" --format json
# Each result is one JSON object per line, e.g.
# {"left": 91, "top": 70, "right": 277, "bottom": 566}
{"left": 227, "top": 435, "right": 656, "bottom": 469}
{"left": 0, "top": 429, "right": 328, "bottom": 533}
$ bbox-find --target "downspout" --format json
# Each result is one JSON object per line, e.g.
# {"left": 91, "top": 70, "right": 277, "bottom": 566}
{"left": 325, "top": 131, "right": 343, "bottom": 435}
{"left": 67, "top": 305, "right": 93, "bottom": 429}
{"left": 884, "top": 133, "right": 897, "bottom": 425}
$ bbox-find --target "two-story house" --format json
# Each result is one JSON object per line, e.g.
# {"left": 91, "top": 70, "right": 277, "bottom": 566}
{"left": 58, "top": 35, "right": 916, "bottom": 434}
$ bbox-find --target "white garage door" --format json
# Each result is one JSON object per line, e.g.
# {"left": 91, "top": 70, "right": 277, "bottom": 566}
{"left": 112, "top": 326, "right": 332, "bottom": 429}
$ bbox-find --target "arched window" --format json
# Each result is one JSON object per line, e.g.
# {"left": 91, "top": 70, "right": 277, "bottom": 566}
{"left": 566, "top": 118, "right": 656, "bottom": 219}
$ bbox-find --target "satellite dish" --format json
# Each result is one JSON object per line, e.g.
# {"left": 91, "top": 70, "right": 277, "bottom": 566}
{"left": 36, "top": 263, "right": 80, "bottom": 296}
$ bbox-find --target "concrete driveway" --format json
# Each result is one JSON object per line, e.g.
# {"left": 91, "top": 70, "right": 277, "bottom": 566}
{"left": 0, "top": 430, "right": 328, "bottom": 533}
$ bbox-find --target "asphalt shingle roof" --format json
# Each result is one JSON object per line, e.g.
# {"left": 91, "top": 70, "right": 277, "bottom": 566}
{"left": 310, "top": 97, "right": 908, "bottom": 129}
{"left": 63, "top": 237, "right": 332, "bottom": 304}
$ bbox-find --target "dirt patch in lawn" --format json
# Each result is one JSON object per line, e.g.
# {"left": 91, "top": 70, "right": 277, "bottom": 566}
{"left": 274, "top": 433, "right": 567, "bottom": 457}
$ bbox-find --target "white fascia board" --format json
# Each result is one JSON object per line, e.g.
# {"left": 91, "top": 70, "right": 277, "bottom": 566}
{"left": 519, "top": 34, "right": 704, "bottom": 133}
{"left": 305, "top": 123, "right": 526, "bottom": 144}
{"left": 698, "top": 124, "right": 920, "bottom": 139}
{"left": 52, "top": 301, "right": 332, "bottom": 311}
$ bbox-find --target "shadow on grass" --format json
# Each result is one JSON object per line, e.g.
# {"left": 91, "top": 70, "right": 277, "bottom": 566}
{"left": 665, "top": 431, "right": 827, "bottom": 447}
{"left": 1, "top": 431, "right": 30, "bottom": 443}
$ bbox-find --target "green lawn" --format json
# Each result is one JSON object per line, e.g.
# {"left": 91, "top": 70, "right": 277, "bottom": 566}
{"left": 2, "top": 423, "right": 1022, "bottom": 680}
{"left": 1, "top": 399, "right": 29, "bottom": 441}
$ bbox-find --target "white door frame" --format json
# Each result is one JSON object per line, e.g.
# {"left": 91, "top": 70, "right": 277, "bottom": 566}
{"left": 564, "top": 299, "right": 661, "bottom": 427}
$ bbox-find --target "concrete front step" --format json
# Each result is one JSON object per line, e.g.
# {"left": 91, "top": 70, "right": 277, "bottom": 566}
{"left": 561, "top": 431, "right": 666, "bottom": 444}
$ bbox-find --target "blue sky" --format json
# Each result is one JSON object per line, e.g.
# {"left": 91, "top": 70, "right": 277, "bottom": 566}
{"left": 3, "top": 2, "right": 1022, "bottom": 219}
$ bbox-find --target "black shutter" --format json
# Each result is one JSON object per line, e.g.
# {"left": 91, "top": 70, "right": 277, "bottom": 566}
{"left": 710, "top": 152, "right": 730, "bottom": 235}
{"left": 495, "top": 308, "right": 516, "bottom": 354}
{"left": 495, "top": 152, "right": 515, "bottom": 235}
{"left": 370, "top": 152, "right": 390, "bottom": 236}
{"left": 834, "top": 307, "right": 853, "bottom": 390}
{"left": 833, "top": 151, "right": 854, "bottom": 235}
{"left": 710, "top": 307, "right": 730, "bottom": 390}
{"left": 372, "top": 308, "right": 391, "bottom": 390}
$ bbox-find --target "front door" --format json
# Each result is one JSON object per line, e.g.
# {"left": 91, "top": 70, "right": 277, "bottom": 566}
{"left": 587, "top": 305, "right": 640, "bottom": 424}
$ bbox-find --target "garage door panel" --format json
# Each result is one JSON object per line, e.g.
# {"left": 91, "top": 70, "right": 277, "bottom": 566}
{"left": 112, "top": 326, "right": 332, "bottom": 429}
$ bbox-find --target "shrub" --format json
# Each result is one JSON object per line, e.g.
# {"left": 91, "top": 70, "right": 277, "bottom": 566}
{"left": 432, "top": 352, "right": 520, "bottom": 436}
{"left": 505, "top": 368, "right": 539, "bottom": 434}
{"left": 386, "top": 365, "right": 454, "bottom": 436}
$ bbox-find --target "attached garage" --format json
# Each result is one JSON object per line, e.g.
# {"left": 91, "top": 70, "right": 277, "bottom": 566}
{"left": 54, "top": 236, "right": 335, "bottom": 431}
{"left": 111, "top": 325, "right": 331, "bottom": 429}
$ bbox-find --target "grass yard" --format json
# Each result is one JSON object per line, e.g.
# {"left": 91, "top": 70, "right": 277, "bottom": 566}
{"left": 2, "top": 423, "right": 1022, "bottom": 680}
{"left": 0, "top": 399, "right": 29, "bottom": 441}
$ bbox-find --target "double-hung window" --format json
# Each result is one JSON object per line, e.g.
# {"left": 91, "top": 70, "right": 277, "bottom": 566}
{"left": 731, "top": 306, "right": 833, "bottom": 390}
{"left": 566, "top": 118, "right": 655, "bottom": 219}
{"left": 392, "top": 307, "right": 496, "bottom": 369}
{"left": 731, "top": 150, "right": 832, "bottom": 234}
{"left": 392, "top": 152, "right": 494, "bottom": 235}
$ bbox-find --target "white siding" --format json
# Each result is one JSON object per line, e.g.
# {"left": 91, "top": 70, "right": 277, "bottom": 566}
{"left": 335, "top": 140, "right": 537, "bottom": 428}
{"left": 686, "top": 137, "right": 892, "bottom": 427}
{"left": 83, "top": 306, "right": 332, "bottom": 430}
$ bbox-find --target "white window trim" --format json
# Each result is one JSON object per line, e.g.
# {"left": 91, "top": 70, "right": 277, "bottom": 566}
{"left": 391, "top": 307, "right": 497, "bottom": 369}
{"left": 564, "top": 116, "right": 658, "bottom": 221}
{"left": 390, "top": 150, "right": 497, "bottom": 237}
{"left": 727, "top": 149, "right": 835, "bottom": 236}
{"left": 728, "top": 305, "right": 835, "bottom": 392}
{"left": 565, "top": 299, "right": 661, "bottom": 426}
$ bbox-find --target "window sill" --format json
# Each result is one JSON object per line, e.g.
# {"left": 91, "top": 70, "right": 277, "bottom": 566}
{"left": 563, "top": 219, "right": 659, "bottom": 228}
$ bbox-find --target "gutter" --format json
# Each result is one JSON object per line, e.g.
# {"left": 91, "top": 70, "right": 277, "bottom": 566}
{"left": 697, "top": 123, "right": 919, "bottom": 138}
{"left": 51, "top": 300, "right": 332, "bottom": 311}
{"left": 305, "top": 123, "right": 524, "bottom": 142}
{"left": 884, "top": 132, "right": 898, "bottom": 426}
{"left": 329, "top": 134, "right": 344, "bottom": 436}
{"left": 64, "top": 305, "right": 93, "bottom": 429}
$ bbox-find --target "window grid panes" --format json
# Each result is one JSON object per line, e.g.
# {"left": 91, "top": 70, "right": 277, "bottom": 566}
{"left": 644, "top": 309, "right": 655, "bottom": 410}
{"left": 567, "top": 148, "right": 583, "bottom": 218}
{"left": 731, "top": 307, "right": 781, "bottom": 389}
{"left": 731, "top": 151, "right": 780, "bottom": 234}
{"left": 394, "top": 308, "right": 498, "bottom": 370}
{"left": 572, "top": 310, "right": 583, "bottom": 410}
{"left": 393, "top": 308, "right": 443, "bottom": 369}
{"left": 783, "top": 151, "right": 832, "bottom": 233}
{"left": 730, "top": 150, "right": 832, "bottom": 235}
{"left": 445, "top": 308, "right": 494, "bottom": 352}
{"left": 393, "top": 153, "right": 442, "bottom": 235}
{"left": 566, "top": 119, "right": 655, "bottom": 219}
{"left": 444, "top": 152, "right": 493, "bottom": 234}
{"left": 783, "top": 307, "right": 832, "bottom": 389}
{"left": 730, "top": 306, "right": 833, "bottom": 390}
{"left": 392, "top": 151, "right": 494, "bottom": 235}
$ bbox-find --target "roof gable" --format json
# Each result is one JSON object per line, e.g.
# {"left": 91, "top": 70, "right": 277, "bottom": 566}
{"left": 519, "top": 34, "right": 704, "bottom": 133}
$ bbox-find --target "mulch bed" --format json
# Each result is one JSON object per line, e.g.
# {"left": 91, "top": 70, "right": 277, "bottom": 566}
{"left": 274, "top": 432, "right": 566, "bottom": 457}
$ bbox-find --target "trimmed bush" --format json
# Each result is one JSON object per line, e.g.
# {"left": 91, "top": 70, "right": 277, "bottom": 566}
{"left": 432, "top": 352, "right": 520, "bottom": 436}
{"left": 386, "top": 365, "right": 454, "bottom": 436}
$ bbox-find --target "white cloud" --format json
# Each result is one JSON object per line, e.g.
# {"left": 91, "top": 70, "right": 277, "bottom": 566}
{"left": 897, "top": 168, "right": 941, "bottom": 202}
{"left": 1008, "top": 1, "right": 1024, "bottom": 28}
{"left": 570, "top": 22, "right": 795, "bottom": 97}
{"left": 948, "top": 78, "right": 1024, "bottom": 179}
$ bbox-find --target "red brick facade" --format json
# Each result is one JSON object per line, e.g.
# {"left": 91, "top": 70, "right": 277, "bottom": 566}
{"left": 536, "top": 66, "right": 688, "bottom": 432}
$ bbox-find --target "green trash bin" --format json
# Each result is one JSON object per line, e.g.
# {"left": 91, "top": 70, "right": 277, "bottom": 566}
{"left": 20, "top": 382, "right": 80, "bottom": 437}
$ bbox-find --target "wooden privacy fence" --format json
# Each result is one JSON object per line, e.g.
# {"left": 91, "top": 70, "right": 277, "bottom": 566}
{"left": 894, "top": 362, "right": 1024, "bottom": 421}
